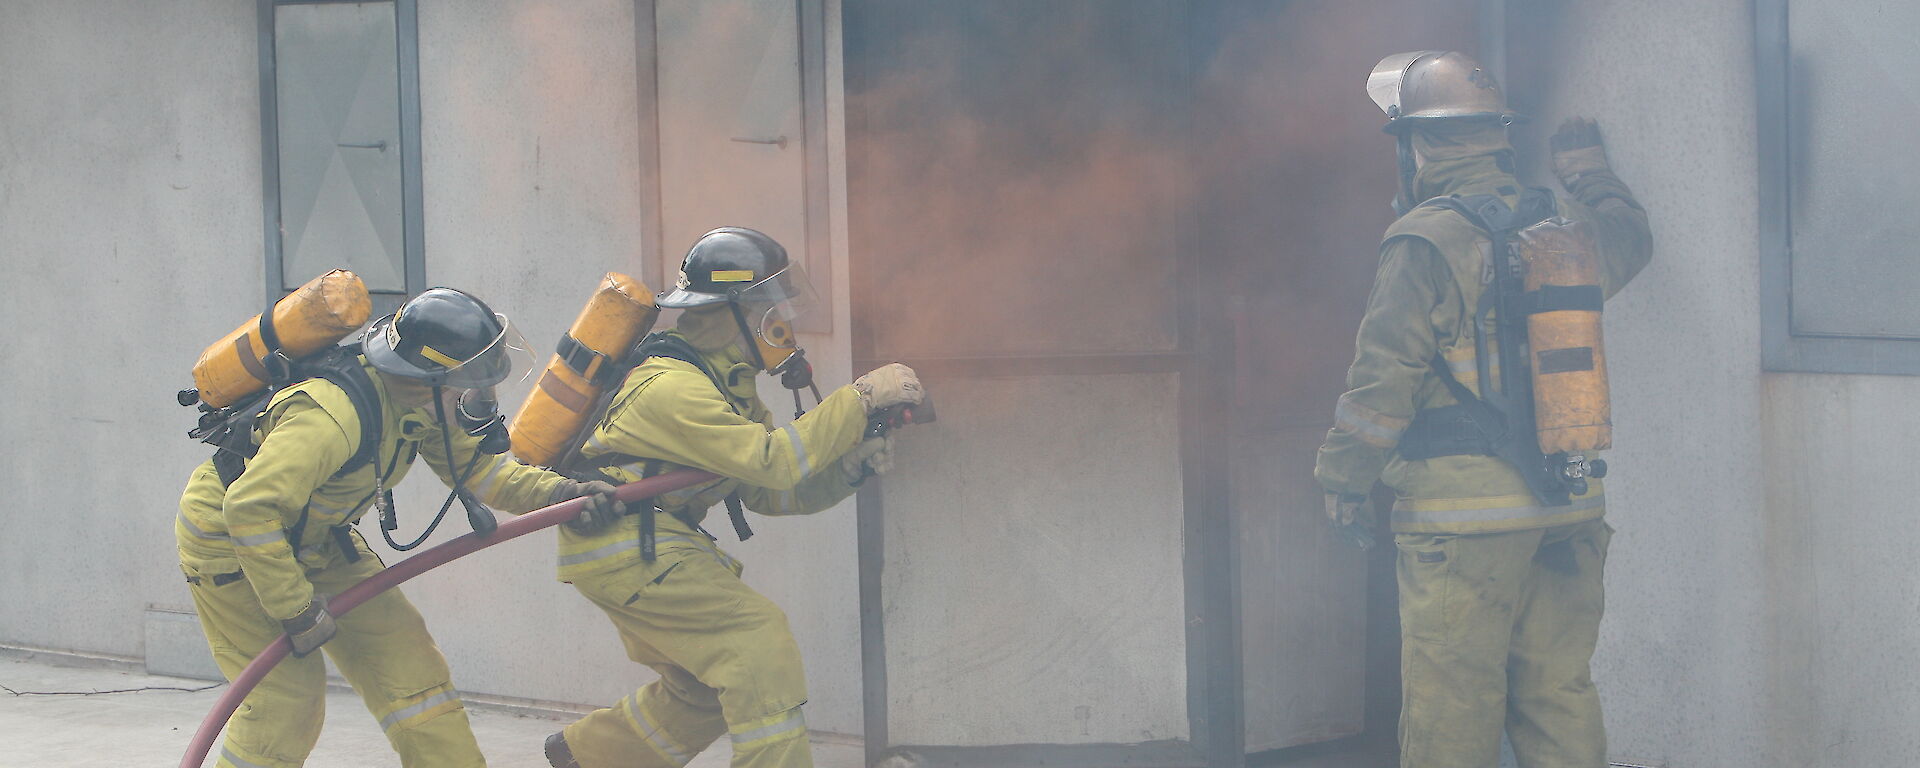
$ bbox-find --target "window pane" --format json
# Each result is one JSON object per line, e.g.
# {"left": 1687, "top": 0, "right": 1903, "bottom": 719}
{"left": 1788, "top": 0, "right": 1920, "bottom": 339}
{"left": 275, "top": 1, "right": 405, "bottom": 293}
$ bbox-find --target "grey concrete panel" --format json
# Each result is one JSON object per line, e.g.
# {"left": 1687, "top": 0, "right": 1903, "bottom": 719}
{"left": 1763, "top": 373, "right": 1920, "bottom": 768}
{"left": 878, "top": 373, "right": 1188, "bottom": 746}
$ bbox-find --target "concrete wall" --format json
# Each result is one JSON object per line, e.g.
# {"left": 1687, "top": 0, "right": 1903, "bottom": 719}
{"left": 0, "top": 0, "right": 267, "bottom": 661}
{"left": 1525, "top": 0, "right": 1774, "bottom": 765}
{"left": 0, "top": 0, "right": 867, "bottom": 739}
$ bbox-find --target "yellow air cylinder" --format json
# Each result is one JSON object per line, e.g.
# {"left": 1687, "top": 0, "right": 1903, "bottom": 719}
{"left": 191, "top": 269, "right": 371, "bottom": 408}
{"left": 509, "top": 272, "right": 660, "bottom": 468}
{"left": 1516, "top": 218, "right": 1611, "bottom": 454}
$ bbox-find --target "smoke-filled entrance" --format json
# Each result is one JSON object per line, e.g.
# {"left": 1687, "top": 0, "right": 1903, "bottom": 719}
{"left": 844, "top": 0, "right": 1480, "bottom": 765}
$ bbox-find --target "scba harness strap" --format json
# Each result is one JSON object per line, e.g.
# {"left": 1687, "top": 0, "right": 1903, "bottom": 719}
{"left": 1397, "top": 190, "right": 1581, "bottom": 507}
{"left": 572, "top": 331, "right": 755, "bottom": 561}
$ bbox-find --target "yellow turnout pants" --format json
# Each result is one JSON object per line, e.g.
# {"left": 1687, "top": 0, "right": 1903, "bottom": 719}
{"left": 1396, "top": 517, "right": 1613, "bottom": 768}
{"left": 184, "top": 538, "right": 483, "bottom": 768}
{"left": 563, "top": 534, "right": 811, "bottom": 768}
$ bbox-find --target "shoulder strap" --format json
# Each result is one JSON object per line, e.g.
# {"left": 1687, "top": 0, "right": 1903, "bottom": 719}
{"left": 311, "top": 348, "right": 383, "bottom": 477}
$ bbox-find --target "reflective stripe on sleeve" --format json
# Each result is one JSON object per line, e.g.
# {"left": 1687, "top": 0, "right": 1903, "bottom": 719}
{"left": 783, "top": 425, "right": 811, "bottom": 476}
{"left": 1333, "top": 395, "right": 1411, "bottom": 449}
{"left": 177, "top": 513, "right": 230, "bottom": 542}
{"left": 229, "top": 528, "right": 288, "bottom": 548}
{"left": 464, "top": 455, "right": 509, "bottom": 500}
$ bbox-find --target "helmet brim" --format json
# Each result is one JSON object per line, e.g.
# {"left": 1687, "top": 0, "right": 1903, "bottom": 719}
{"left": 362, "top": 312, "right": 531, "bottom": 388}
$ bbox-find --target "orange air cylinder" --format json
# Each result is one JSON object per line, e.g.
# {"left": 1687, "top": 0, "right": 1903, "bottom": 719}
{"left": 1516, "top": 218, "right": 1611, "bottom": 454}
{"left": 191, "top": 270, "right": 372, "bottom": 408}
{"left": 508, "top": 272, "right": 659, "bottom": 468}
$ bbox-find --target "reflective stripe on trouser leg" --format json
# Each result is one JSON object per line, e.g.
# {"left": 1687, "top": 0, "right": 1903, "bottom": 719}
{"left": 562, "top": 545, "right": 810, "bottom": 768}
{"left": 730, "top": 706, "right": 809, "bottom": 761}
{"left": 1505, "top": 519, "right": 1611, "bottom": 767}
{"left": 1396, "top": 527, "right": 1543, "bottom": 768}
{"left": 312, "top": 555, "right": 486, "bottom": 768}
{"left": 562, "top": 672, "right": 726, "bottom": 768}
{"left": 187, "top": 564, "right": 328, "bottom": 768}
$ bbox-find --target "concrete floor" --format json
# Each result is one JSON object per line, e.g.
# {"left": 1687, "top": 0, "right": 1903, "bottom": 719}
{"left": 0, "top": 650, "right": 864, "bottom": 768}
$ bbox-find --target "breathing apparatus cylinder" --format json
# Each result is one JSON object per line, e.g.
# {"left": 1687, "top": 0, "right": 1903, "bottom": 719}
{"left": 1516, "top": 218, "right": 1611, "bottom": 454}
{"left": 190, "top": 270, "right": 372, "bottom": 408}
{"left": 507, "top": 272, "right": 659, "bottom": 467}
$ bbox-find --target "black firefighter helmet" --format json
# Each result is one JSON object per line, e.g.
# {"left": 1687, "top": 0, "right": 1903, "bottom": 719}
{"left": 659, "top": 227, "right": 819, "bottom": 373}
{"left": 363, "top": 288, "right": 532, "bottom": 388}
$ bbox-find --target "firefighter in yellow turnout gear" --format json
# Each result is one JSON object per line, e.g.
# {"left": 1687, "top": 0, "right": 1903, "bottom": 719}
{"left": 545, "top": 228, "right": 923, "bottom": 768}
{"left": 1316, "top": 53, "right": 1653, "bottom": 767}
{"left": 177, "top": 289, "right": 622, "bottom": 768}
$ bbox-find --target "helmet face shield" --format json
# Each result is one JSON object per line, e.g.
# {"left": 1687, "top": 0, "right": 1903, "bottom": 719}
{"left": 732, "top": 263, "right": 818, "bottom": 371}
{"left": 440, "top": 315, "right": 534, "bottom": 388}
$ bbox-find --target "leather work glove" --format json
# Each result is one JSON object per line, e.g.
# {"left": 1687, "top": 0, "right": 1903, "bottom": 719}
{"left": 841, "top": 435, "right": 896, "bottom": 484}
{"left": 1550, "top": 117, "right": 1611, "bottom": 188}
{"left": 853, "top": 363, "right": 925, "bottom": 414}
{"left": 1325, "top": 492, "right": 1376, "bottom": 552}
{"left": 282, "top": 598, "right": 337, "bottom": 658}
{"left": 552, "top": 480, "right": 627, "bottom": 535}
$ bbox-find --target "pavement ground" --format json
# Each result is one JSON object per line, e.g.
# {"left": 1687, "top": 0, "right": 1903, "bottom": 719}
{"left": 0, "top": 649, "right": 863, "bottom": 768}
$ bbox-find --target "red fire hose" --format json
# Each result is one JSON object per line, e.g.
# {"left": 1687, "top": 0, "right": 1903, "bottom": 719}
{"left": 179, "top": 469, "right": 717, "bottom": 768}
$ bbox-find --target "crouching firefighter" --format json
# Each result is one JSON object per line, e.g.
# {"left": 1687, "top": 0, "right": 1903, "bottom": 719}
{"left": 543, "top": 227, "right": 926, "bottom": 768}
{"left": 176, "top": 287, "right": 623, "bottom": 768}
{"left": 1313, "top": 52, "right": 1653, "bottom": 768}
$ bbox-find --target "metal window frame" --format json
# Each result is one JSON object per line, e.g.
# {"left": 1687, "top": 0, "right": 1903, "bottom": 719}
{"left": 257, "top": 0, "right": 426, "bottom": 314}
{"left": 1756, "top": 0, "right": 1920, "bottom": 374}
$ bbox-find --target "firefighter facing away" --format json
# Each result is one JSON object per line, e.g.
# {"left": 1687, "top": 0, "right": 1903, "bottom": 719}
{"left": 1314, "top": 52, "right": 1653, "bottom": 767}
{"left": 543, "top": 227, "right": 923, "bottom": 768}
{"left": 176, "top": 288, "right": 623, "bottom": 768}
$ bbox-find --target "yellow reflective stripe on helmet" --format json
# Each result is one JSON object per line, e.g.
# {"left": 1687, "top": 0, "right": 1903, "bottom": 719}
{"left": 377, "top": 685, "right": 463, "bottom": 733}
{"left": 1333, "top": 395, "right": 1411, "bottom": 449}
{"left": 1392, "top": 490, "right": 1603, "bottom": 526}
{"left": 730, "top": 706, "right": 808, "bottom": 747}
{"left": 622, "top": 694, "right": 695, "bottom": 766}
{"left": 418, "top": 344, "right": 462, "bottom": 368}
{"left": 783, "top": 425, "right": 811, "bottom": 476}
{"left": 711, "top": 270, "right": 755, "bottom": 283}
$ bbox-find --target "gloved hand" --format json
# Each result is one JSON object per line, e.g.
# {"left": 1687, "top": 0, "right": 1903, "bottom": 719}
{"left": 853, "top": 363, "right": 924, "bottom": 414}
{"left": 841, "top": 435, "right": 895, "bottom": 484}
{"left": 552, "top": 480, "right": 627, "bottom": 535}
{"left": 1550, "top": 117, "right": 1611, "bottom": 188}
{"left": 282, "top": 598, "right": 337, "bottom": 658}
{"left": 1325, "top": 492, "right": 1376, "bottom": 551}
